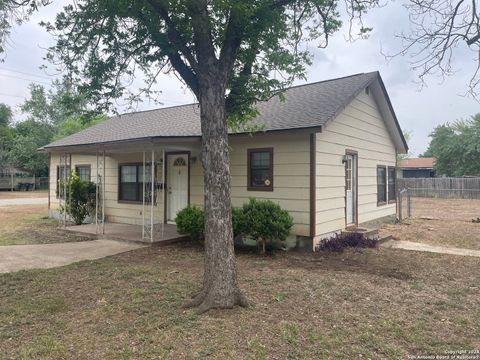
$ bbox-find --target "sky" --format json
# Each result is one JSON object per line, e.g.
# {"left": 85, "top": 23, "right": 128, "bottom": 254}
{"left": 0, "top": 1, "right": 479, "bottom": 155}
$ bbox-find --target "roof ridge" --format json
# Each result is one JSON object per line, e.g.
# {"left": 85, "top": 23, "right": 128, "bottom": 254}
{"left": 283, "top": 71, "right": 377, "bottom": 91}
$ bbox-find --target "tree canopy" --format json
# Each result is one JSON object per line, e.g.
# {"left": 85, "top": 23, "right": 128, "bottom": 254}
{"left": 1, "top": 79, "right": 106, "bottom": 175}
{"left": 422, "top": 113, "right": 480, "bottom": 176}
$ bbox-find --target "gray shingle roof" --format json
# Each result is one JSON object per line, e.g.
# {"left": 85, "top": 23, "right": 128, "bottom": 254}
{"left": 44, "top": 72, "right": 378, "bottom": 149}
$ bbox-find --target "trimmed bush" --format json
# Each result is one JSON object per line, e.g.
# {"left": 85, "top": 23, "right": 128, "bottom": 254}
{"left": 315, "top": 232, "right": 377, "bottom": 253}
{"left": 240, "top": 198, "right": 293, "bottom": 254}
{"left": 63, "top": 172, "right": 96, "bottom": 225}
{"left": 175, "top": 206, "right": 205, "bottom": 241}
{"left": 176, "top": 206, "right": 245, "bottom": 242}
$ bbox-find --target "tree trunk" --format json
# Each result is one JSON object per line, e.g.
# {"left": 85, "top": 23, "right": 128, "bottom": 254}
{"left": 184, "top": 77, "right": 248, "bottom": 314}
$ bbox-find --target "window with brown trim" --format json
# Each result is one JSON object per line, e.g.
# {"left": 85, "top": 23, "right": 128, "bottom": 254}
{"left": 247, "top": 148, "right": 273, "bottom": 191}
{"left": 377, "top": 166, "right": 387, "bottom": 205}
{"left": 388, "top": 167, "right": 396, "bottom": 203}
{"left": 75, "top": 165, "right": 91, "bottom": 182}
{"left": 118, "top": 163, "right": 151, "bottom": 202}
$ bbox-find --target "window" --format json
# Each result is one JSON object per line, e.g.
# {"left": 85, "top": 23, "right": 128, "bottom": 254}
{"left": 377, "top": 166, "right": 387, "bottom": 205}
{"left": 75, "top": 165, "right": 91, "bottom": 182}
{"left": 118, "top": 164, "right": 151, "bottom": 202}
{"left": 345, "top": 158, "right": 352, "bottom": 191}
{"left": 247, "top": 148, "right": 273, "bottom": 191}
{"left": 388, "top": 167, "right": 396, "bottom": 203}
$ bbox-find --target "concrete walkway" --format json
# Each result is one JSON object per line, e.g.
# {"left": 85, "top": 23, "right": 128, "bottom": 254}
{"left": 0, "top": 197, "right": 48, "bottom": 206}
{"left": 0, "top": 240, "right": 145, "bottom": 273}
{"left": 381, "top": 240, "right": 480, "bottom": 258}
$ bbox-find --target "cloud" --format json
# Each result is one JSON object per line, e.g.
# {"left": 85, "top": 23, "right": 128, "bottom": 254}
{"left": 1, "top": 1, "right": 478, "bottom": 154}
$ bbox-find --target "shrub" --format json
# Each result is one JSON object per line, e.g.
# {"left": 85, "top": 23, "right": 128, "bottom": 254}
{"left": 176, "top": 206, "right": 249, "bottom": 242}
{"left": 315, "top": 232, "right": 377, "bottom": 253}
{"left": 175, "top": 206, "right": 205, "bottom": 241}
{"left": 63, "top": 172, "right": 96, "bottom": 225}
{"left": 240, "top": 198, "right": 293, "bottom": 254}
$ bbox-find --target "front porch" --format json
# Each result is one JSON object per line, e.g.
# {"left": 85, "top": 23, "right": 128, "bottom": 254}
{"left": 65, "top": 222, "right": 189, "bottom": 244}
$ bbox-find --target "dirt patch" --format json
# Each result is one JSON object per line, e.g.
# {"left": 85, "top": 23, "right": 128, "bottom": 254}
{"left": 0, "top": 244, "right": 479, "bottom": 359}
{"left": 410, "top": 197, "right": 480, "bottom": 221}
{"left": 381, "top": 218, "right": 480, "bottom": 251}
{"left": 0, "top": 205, "right": 93, "bottom": 245}
{"left": 0, "top": 190, "right": 48, "bottom": 199}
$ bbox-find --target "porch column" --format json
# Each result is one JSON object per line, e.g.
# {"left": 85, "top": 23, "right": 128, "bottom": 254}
{"left": 102, "top": 148, "right": 105, "bottom": 235}
{"left": 95, "top": 149, "right": 105, "bottom": 235}
{"left": 161, "top": 149, "right": 165, "bottom": 241}
{"left": 142, "top": 151, "right": 146, "bottom": 239}
{"left": 150, "top": 149, "right": 155, "bottom": 243}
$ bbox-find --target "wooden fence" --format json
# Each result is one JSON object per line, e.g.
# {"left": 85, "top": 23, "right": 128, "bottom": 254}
{"left": 397, "top": 177, "right": 480, "bottom": 199}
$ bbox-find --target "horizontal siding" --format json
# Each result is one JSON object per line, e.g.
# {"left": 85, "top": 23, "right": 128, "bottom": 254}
{"left": 315, "top": 90, "right": 397, "bottom": 238}
{"left": 192, "top": 133, "right": 311, "bottom": 236}
{"left": 50, "top": 132, "right": 311, "bottom": 237}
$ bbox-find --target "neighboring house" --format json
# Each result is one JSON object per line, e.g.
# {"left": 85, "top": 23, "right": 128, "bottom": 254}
{"left": 399, "top": 158, "right": 435, "bottom": 178}
{"left": 41, "top": 72, "right": 408, "bottom": 248}
{"left": 0, "top": 167, "right": 35, "bottom": 191}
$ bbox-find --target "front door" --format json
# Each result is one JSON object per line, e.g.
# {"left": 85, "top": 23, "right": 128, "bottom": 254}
{"left": 345, "top": 153, "right": 357, "bottom": 226}
{"left": 166, "top": 153, "right": 189, "bottom": 223}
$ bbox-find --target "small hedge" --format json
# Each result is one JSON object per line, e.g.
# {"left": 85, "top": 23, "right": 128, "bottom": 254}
{"left": 315, "top": 232, "right": 377, "bottom": 253}
{"left": 175, "top": 206, "right": 205, "bottom": 241}
{"left": 240, "top": 198, "right": 293, "bottom": 254}
{"left": 175, "top": 198, "right": 293, "bottom": 253}
{"left": 60, "top": 172, "right": 96, "bottom": 225}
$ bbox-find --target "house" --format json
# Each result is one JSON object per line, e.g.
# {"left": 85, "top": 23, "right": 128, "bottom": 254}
{"left": 399, "top": 158, "right": 435, "bottom": 178}
{"left": 41, "top": 72, "right": 408, "bottom": 248}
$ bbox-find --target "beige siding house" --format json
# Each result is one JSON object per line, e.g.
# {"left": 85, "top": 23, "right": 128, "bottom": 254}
{"left": 43, "top": 72, "right": 407, "bottom": 248}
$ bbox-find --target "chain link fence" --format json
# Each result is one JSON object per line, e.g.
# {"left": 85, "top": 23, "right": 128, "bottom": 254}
{"left": 397, "top": 179, "right": 480, "bottom": 222}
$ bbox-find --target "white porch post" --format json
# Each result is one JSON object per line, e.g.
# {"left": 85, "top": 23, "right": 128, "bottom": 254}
{"left": 102, "top": 148, "right": 105, "bottom": 235}
{"left": 95, "top": 151, "right": 99, "bottom": 229}
{"left": 142, "top": 151, "right": 146, "bottom": 239}
{"left": 161, "top": 149, "right": 165, "bottom": 240}
{"left": 63, "top": 154, "right": 68, "bottom": 229}
{"left": 150, "top": 149, "right": 155, "bottom": 242}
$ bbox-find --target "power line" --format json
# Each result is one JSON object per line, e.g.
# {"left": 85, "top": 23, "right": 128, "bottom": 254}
{"left": 0, "top": 92, "right": 25, "bottom": 99}
{"left": 0, "top": 73, "right": 51, "bottom": 85}
{"left": 0, "top": 66, "right": 55, "bottom": 81}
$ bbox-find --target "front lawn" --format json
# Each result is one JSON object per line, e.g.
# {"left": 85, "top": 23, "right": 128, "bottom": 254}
{"left": 1, "top": 243, "right": 479, "bottom": 359}
{"left": 0, "top": 205, "right": 92, "bottom": 246}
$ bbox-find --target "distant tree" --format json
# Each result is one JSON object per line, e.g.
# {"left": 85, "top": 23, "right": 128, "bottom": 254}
{"left": 397, "top": 130, "right": 412, "bottom": 164}
{"left": 0, "top": 103, "right": 13, "bottom": 127}
{"left": 424, "top": 114, "right": 480, "bottom": 176}
{"left": 7, "top": 80, "right": 104, "bottom": 175}
{"left": 21, "top": 80, "right": 101, "bottom": 126}
{"left": 54, "top": 114, "right": 107, "bottom": 140}
{"left": 8, "top": 119, "right": 54, "bottom": 175}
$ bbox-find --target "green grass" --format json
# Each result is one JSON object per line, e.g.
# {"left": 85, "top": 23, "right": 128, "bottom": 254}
{"left": 1, "top": 244, "right": 479, "bottom": 359}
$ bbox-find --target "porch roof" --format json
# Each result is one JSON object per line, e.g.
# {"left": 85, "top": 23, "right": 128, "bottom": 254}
{"left": 41, "top": 71, "right": 408, "bottom": 153}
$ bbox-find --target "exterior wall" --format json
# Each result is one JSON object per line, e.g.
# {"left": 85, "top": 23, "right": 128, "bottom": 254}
{"left": 190, "top": 132, "right": 311, "bottom": 237}
{"left": 49, "top": 132, "right": 311, "bottom": 236}
{"left": 49, "top": 152, "right": 165, "bottom": 225}
{"left": 314, "top": 90, "right": 397, "bottom": 240}
{"left": 48, "top": 89, "right": 398, "bottom": 243}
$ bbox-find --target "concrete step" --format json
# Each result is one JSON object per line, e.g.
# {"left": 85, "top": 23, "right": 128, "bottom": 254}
{"left": 342, "top": 227, "right": 379, "bottom": 240}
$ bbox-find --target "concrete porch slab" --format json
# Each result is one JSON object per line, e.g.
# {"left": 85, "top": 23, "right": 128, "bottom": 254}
{"left": 65, "top": 222, "right": 188, "bottom": 244}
